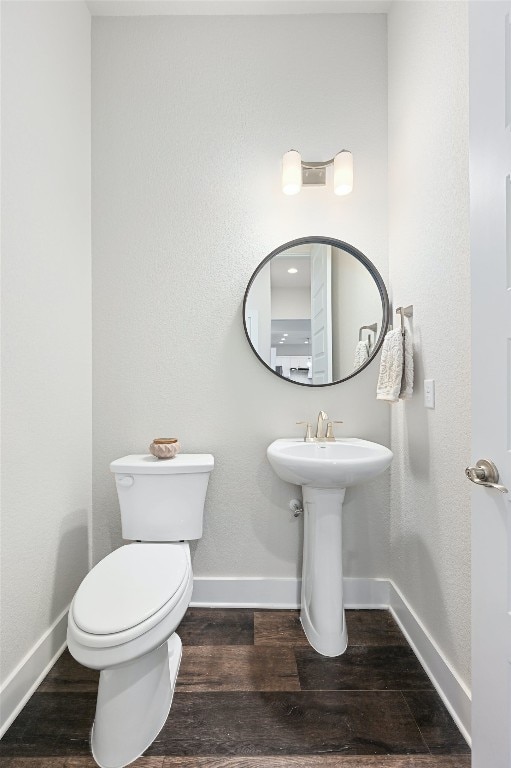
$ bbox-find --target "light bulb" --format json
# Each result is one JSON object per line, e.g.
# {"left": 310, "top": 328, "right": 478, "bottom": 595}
{"left": 333, "top": 150, "right": 353, "bottom": 196}
{"left": 282, "top": 150, "right": 302, "bottom": 195}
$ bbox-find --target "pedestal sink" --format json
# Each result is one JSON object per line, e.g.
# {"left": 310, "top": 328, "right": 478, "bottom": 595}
{"left": 267, "top": 438, "right": 393, "bottom": 657}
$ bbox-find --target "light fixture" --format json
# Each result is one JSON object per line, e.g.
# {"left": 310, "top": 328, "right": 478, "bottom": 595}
{"left": 281, "top": 150, "right": 302, "bottom": 195}
{"left": 287, "top": 267, "right": 298, "bottom": 274}
{"left": 283, "top": 333, "right": 288, "bottom": 337}
{"left": 279, "top": 341, "right": 284, "bottom": 344}
{"left": 282, "top": 149, "right": 353, "bottom": 196}
{"left": 304, "top": 338, "right": 309, "bottom": 344}
{"left": 333, "top": 151, "right": 353, "bottom": 196}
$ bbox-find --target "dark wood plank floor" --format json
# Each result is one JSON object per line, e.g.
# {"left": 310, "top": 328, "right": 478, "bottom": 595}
{"left": 0, "top": 609, "right": 471, "bottom": 768}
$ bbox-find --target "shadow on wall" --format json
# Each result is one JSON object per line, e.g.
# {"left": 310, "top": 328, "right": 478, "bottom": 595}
{"left": 401, "top": 324, "right": 431, "bottom": 479}
{"left": 255, "top": 456, "right": 303, "bottom": 576}
{"left": 392, "top": 530, "right": 454, "bottom": 658}
{"left": 51, "top": 510, "right": 89, "bottom": 624}
{"left": 342, "top": 473, "right": 389, "bottom": 576}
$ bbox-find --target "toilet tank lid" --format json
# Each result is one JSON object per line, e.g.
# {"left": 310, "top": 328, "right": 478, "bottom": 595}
{"left": 110, "top": 454, "right": 214, "bottom": 475}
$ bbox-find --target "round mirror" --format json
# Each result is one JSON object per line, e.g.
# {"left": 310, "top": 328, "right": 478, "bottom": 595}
{"left": 243, "top": 237, "right": 389, "bottom": 386}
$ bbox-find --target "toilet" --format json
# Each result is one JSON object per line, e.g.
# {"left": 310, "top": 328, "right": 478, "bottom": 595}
{"left": 67, "top": 453, "right": 214, "bottom": 768}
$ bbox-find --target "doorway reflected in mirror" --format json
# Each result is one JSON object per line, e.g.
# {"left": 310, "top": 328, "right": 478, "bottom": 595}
{"left": 243, "top": 237, "right": 389, "bottom": 386}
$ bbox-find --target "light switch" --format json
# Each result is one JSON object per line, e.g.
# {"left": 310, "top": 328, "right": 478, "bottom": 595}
{"left": 424, "top": 379, "right": 435, "bottom": 409}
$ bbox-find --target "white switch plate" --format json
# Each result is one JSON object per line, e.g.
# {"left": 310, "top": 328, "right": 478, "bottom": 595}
{"left": 424, "top": 379, "right": 435, "bottom": 409}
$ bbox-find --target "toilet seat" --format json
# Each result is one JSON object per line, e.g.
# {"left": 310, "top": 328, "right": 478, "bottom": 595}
{"left": 71, "top": 542, "right": 191, "bottom": 649}
{"left": 67, "top": 566, "right": 193, "bottom": 671}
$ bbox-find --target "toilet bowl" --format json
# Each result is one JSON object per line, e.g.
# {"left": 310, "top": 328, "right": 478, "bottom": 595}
{"left": 67, "top": 454, "right": 214, "bottom": 768}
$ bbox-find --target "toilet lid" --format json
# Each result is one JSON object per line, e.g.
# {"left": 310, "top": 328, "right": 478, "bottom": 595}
{"left": 72, "top": 543, "right": 189, "bottom": 635}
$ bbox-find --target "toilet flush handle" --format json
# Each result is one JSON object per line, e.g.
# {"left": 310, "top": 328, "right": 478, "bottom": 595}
{"left": 116, "top": 474, "right": 134, "bottom": 488}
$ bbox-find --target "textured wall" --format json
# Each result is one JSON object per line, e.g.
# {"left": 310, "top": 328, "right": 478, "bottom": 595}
{"left": 91, "top": 13, "right": 390, "bottom": 579}
{"left": 388, "top": 1, "right": 471, "bottom": 685}
{"left": 1, "top": 1, "right": 91, "bottom": 683}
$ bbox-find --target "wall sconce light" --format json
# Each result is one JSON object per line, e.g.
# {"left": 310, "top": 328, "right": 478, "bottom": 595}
{"left": 281, "top": 149, "right": 353, "bottom": 196}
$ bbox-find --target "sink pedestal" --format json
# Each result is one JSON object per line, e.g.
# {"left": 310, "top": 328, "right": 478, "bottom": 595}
{"left": 300, "top": 486, "right": 347, "bottom": 657}
{"left": 267, "top": 437, "right": 393, "bottom": 658}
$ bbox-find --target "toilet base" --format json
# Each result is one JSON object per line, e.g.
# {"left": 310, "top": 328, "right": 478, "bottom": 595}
{"left": 91, "top": 633, "right": 182, "bottom": 768}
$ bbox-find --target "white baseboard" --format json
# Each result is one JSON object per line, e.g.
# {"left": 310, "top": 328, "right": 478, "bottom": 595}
{"left": 191, "top": 576, "right": 301, "bottom": 608}
{"left": 191, "top": 575, "right": 470, "bottom": 745}
{"left": 0, "top": 606, "right": 68, "bottom": 738}
{"left": 190, "top": 576, "right": 390, "bottom": 609}
{"left": 388, "top": 580, "right": 472, "bottom": 746}
{"left": 344, "top": 576, "right": 390, "bottom": 608}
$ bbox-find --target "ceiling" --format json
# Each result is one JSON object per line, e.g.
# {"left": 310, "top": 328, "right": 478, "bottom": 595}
{"left": 270, "top": 251, "right": 311, "bottom": 289}
{"left": 87, "top": 0, "right": 391, "bottom": 16}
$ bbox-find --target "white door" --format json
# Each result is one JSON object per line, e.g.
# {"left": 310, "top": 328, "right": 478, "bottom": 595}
{"left": 310, "top": 243, "right": 332, "bottom": 384}
{"left": 469, "top": 4, "right": 511, "bottom": 766}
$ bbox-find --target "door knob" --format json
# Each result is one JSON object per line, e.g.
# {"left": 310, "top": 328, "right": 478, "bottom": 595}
{"left": 465, "top": 459, "right": 508, "bottom": 494}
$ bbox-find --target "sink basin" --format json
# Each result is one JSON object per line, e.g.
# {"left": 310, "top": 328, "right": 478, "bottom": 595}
{"left": 267, "top": 438, "right": 393, "bottom": 489}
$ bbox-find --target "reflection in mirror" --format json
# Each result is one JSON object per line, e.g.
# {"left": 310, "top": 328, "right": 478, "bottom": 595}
{"left": 243, "top": 238, "right": 388, "bottom": 386}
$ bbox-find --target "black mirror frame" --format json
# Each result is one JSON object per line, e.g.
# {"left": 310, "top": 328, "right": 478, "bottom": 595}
{"left": 242, "top": 236, "right": 390, "bottom": 387}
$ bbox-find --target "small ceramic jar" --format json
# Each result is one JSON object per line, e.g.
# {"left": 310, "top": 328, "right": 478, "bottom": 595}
{"left": 149, "top": 438, "right": 181, "bottom": 460}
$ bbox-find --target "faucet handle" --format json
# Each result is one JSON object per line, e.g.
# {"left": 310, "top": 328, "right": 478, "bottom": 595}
{"left": 325, "top": 421, "right": 343, "bottom": 440}
{"left": 296, "top": 421, "right": 313, "bottom": 442}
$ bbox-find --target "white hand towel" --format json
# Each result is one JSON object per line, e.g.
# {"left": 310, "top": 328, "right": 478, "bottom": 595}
{"left": 376, "top": 328, "right": 414, "bottom": 402}
{"left": 354, "top": 340, "right": 370, "bottom": 370}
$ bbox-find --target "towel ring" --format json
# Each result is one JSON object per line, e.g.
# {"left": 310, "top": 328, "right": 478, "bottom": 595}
{"left": 358, "top": 322, "right": 378, "bottom": 346}
{"left": 395, "top": 305, "right": 413, "bottom": 335}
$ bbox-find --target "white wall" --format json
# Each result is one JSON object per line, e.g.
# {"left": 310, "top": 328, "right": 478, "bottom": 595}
{"left": 388, "top": 1, "right": 471, "bottom": 686}
{"left": 1, "top": 0, "right": 91, "bottom": 693}
{"left": 272, "top": 287, "right": 311, "bottom": 319}
{"left": 277, "top": 348, "right": 311, "bottom": 358}
{"left": 92, "top": 13, "right": 390, "bottom": 579}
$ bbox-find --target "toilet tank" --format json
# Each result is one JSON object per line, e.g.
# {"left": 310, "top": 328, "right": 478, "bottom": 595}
{"left": 110, "top": 454, "right": 214, "bottom": 541}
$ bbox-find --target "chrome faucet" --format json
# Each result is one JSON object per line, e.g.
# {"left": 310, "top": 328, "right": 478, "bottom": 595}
{"left": 316, "top": 410, "right": 328, "bottom": 439}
